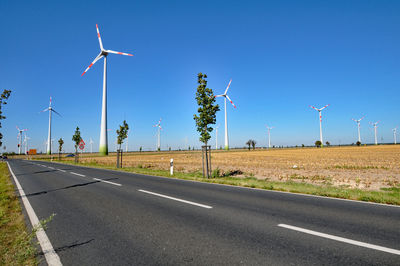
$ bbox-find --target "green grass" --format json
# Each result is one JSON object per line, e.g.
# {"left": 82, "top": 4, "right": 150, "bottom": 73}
{"left": 40, "top": 159, "right": 400, "bottom": 205}
{"left": 0, "top": 162, "right": 37, "bottom": 265}
{"left": 330, "top": 164, "right": 389, "bottom": 170}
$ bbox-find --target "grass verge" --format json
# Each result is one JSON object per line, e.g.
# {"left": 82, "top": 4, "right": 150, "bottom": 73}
{"left": 0, "top": 162, "right": 37, "bottom": 265}
{"left": 41, "top": 159, "right": 400, "bottom": 206}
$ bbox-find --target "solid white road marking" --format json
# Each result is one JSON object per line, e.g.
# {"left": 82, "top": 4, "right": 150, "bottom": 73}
{"left": 278, "top": 224, "right": 400, "bottom": 256}
{"left": 57, "top": 169, "right": 66, "bottom": 173}
{"left": 93, "top": 178, "right": 122, "bottom": 186}
{"left": 70, "top": 172, "right": 86, "bottom": 177}
{"left": 48, "top": 166, "right": 55, "bottom": 169}
{"left": 7, "top": 162, "right": 63, "bottom": 265}
{"left": 138, "top": 189, "right": 213, "bottom": 209}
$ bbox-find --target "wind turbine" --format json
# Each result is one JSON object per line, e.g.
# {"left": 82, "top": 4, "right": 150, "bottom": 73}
{"left": 309, "top": 104, "right": 330, "bottom": 147}
{"left": 370, "top": 121, "right": 379, "bottom": 145}
{"left": 215, "top": 79, "right": 236, "bottom": 150}
{"left": 352, "top": 116, "right": 365, "bottom": 143}
{"left": 215, "top": 124, "right": 219, "bottom": 150}
{"left": 40, "top": 97, "right": 61, "bottom": 155}
{"left": 23, "top": 134, "right": 30, "bottom": 154}
{"left": 89, "top": 138, "right": 94, "bottom": 153}
{"left": 266, "top": 125, "right": 274, "bottom": 148}
{"left": 16, "top": 126, "right": 27, "bottom": 155}
{"left": 81, "top": 24, "right": 134, "bottom": 155}
{"left": 392, "top": 127, "right": 397, "bottom": 145}
{"left": 153, "top": 119, "right": 162, "bottom": 151}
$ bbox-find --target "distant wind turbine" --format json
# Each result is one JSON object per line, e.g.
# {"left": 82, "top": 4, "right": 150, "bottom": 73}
{"left": 81, "top": 24, "right": 134, "bottom": 155}
{"left": 23, "top": 134, "right": 30, "bottom": 154}
{"left": 266, "top": 125, "right": 274, "bottom": 148}
{"left": 40, "top": 97, "right": 61, "bottom": 155}
{"left": 392, "top": 127, "right": 397, "bottom": 145}
{"left": 153, "top": 119, "right": 162, "bottom": 151}
{"left": 16, "top": 126, "right": 27, "bottom": 155}
{"left": 89, "top": 138, "right": 94, "bottom": 153}
{"left": 370, "top": 121, "right": 379, "bottom": 145}
{"left": 215, "top": 79, "right": 236, "bottom": 150}
{"left": 352, "top": 116, "right": 365, "bottom": 143}
{"left": 309, "top": 104, "right": 330, "bottom": 147}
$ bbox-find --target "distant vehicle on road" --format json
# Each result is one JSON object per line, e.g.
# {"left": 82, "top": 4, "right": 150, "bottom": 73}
{"left": 65, "top": 154, "right": 75, "bottom": 157}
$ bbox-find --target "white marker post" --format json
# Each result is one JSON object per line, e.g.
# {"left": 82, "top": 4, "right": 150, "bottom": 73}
{"left": 170, "top": 158, "right": 174, "bottom": 175}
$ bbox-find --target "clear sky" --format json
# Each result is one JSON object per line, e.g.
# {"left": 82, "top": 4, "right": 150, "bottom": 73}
{"left": 0, "top": 0, "right": 399, "bottom": 153}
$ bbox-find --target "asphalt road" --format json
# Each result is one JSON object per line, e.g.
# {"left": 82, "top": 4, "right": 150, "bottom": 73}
{"left": 8, "top": 159, "right": 400, "bottom": 265}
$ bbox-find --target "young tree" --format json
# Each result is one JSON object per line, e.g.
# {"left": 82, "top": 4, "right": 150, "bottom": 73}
{"left": 58, "top": 138, "right": 64, "bottom": 160}
{"left": 72, "top": 127, "right": 82, "bottom": 161}
{"left": 246, "top": 140, "right": 252, "bottom": 150}
{"left": 325, "top": 141, "right": 330, "bottom": 146}
{"left": 193, "top": 73, "right": 220, "bottom": 178}
{"left": 116, "top": 120, "right": 129, "bottom": 150}
{"left": 193, "top": 73, "right": 220, "bottom": 145}
{"left": 251, "top": 140, "right": 256, "bottom": 150}
{"left": 0, "top": 89, "right": 11, "bottom": 147}
{"left": 139, "top": 146, "right": 142, "bottom": 153}
{"left": 356, "top": 141, "right": 361, "bottom": 146}
{"left": 315, "top": 140, "right": 322, "bottom": 148}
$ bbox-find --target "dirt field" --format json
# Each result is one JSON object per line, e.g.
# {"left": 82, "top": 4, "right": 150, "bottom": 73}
{"left": 56, "top": 145, "right": 400, "bottom": 191}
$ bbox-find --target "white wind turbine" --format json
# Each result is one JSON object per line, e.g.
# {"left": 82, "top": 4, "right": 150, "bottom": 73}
{"left": 40, "top": 97, "right": 61, "bottom": 155}
{"left": 23, "top": 134, "right": 30, "bottom": 154}
{"left": 370, "top": 121, "right": 379, "bottom": 145}
{"left": 153, "top": 119, "right": 162, "bottom": 151}
{"left": 89, "top": 138, "right": 94, "bottom": 153}
{"left": 266, "top": 125, "right": 274, "bottom": 148}
{"left": 81, "top": 24, "right": 133, "bottom": 155}
{"left": 309, "top": 104, "right": 330, "bottom": 147}
{"left": 392, "top": 127, "right": 397, "bottom": 145}
{"left": 352, "top": 116, "right": 365, "bottom": 143}
{"left": 16, "top": 126, "right": 27, "bottom": 155}
{"left": 215, "top": 79, "right": 236, "bottom": 150}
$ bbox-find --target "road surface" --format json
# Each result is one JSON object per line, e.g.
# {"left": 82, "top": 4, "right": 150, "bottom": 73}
{"left": 8, "top": 159, "right": 400, "bottom": 265}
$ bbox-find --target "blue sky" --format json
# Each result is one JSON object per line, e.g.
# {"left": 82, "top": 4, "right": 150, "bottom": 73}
{"left": 0, "top": 0, "right": 399, "bottom": 153}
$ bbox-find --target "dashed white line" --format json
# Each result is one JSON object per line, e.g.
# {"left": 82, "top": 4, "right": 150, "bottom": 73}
{"left": 138, "top": 189, "right": 213, "bottom": 209}
{"left": 70, "top": 172, "right": 86, "bottom": 177}
{"left": 93, "top": 178, "right": 122, "bottom": 186}
{"left": 7, "top": 162, "right": 62, "bottom": 265}
{"left": 48, "top": 166, "right": 55, "bottom": 169}
{"left": 57, "top": 169, "right": 66, "bottom": 173}
{"left": 278, "top": 224, "right": 400, "bottom": 255}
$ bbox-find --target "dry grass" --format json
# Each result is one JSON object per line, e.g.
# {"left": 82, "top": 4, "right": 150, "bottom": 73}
{"left": 35, "top": 145, "right": 400, "bottom": 191}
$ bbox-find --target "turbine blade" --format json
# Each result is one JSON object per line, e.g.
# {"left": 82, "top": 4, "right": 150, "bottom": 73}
{"left": 214, "top": 95, "right": 224, "bottom": 98}
{"left": 39, "top": 108, "right": 49, "bottom": 113}
{"left": 226, "top": 95, "right": 236, "bottom": 108}
{"left": 81, "top": 54, "right": 103, "bottom": 76}
{"left": 224, "top": 79, "right": 232, "bottom": 95}
{"left": 96, "top": 24, "right": 103, "bottom": 50}
{"left": 51, "top": 109, "right": 62, "bottom": 117}
{"left": 359, "top": 116, "right": 365, "bottom": 121}
{"left": 309, "top": 105, "right": 318, "bottom": 110}
{"left": 320, "top": 104, "right": 330, "bottom": 110}
{"left": 106, "top": 49, "right": 133, "bottom": 56}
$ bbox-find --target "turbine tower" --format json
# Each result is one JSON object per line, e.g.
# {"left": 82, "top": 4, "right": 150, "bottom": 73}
{"left": 352, "top": 116, "right": 365, "bottom": 143}
{"left": 392, "top": 127, "right": 397, "bottom": 145}
{"left": 215, "top": 124, "right": 219, "bottom": 150}
{"left": 266, "top": 125, "right": 274, "bottom": 148}
{"left": 40, "top": 97, "right": 61, "bottom": 155}
{"left": 154, "top": 119, "right": 162, "bottom": 151}
{"left": 370, "top": 121, "right": 379, "bottom": 145}
{"left": 215, "top": 79, "right": 236, "bottom": 150}
{"left": 16, "top": 126, "right": 27, "bottom": 155}
{"left": 309, "top": 104, "right": 330, "bottom": 147}
{"left": 81, "top": 24, "right": 133, "bottom": 155}
{"left": 89, "top": 138, "right": 94, "bottom": 153}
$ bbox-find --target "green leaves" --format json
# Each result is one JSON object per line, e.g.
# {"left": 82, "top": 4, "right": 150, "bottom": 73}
{"left": 116, "top": 120, "right": 129, "bottom": 148}
{"left": 0, "top": 89, "right": 11, "bottom": 147}
{"left": 58, "top": 138, "right": 64, "bottom": 152}
{"left": 193, "top": 73, "right": 220, "bottom": 145}
{"left": 72, "top": 127, "right": 82, "bottom": 148}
